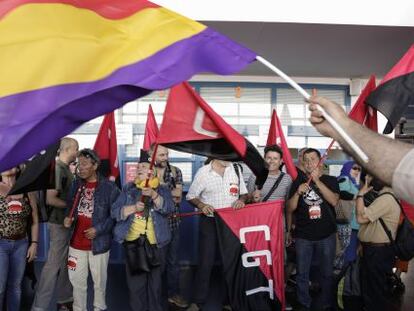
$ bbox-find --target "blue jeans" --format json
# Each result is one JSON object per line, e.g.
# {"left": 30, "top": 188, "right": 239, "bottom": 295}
{"left": 166, "top": 227, "right": 180, "bottom": 297}
{"left": 0, "top": 238, "right": 29, "bottom": 311}
{"left": 295, "top": 233, "right": 336, "bottom": 308}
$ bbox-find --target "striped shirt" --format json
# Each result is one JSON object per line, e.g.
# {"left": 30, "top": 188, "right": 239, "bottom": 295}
{"left": 186, "top": 163, "right": 248, "bottom": 212}
{"left": 247, "top": 171, "right": 292, "bottom": 202}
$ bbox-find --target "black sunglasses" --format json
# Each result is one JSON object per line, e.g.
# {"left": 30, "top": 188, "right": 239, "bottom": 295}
{"left": 351, "top": 166, "right": 361, "bottom": 171}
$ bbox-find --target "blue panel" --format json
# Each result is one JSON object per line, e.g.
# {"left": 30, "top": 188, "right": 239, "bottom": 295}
{"left": 35, "top": 223, "right": 49, "bottom": 262}
{"left": 177, "top": 195, "right": 200, "bottom": 265}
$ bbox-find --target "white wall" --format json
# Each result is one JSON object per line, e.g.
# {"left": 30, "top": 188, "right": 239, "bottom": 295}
{"left": 153, "top": 0, "right": 414, "bottom": 27}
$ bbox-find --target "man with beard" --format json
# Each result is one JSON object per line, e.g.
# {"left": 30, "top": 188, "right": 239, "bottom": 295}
{"left": 149, "top": 145, "right": 187, "bottom": 308}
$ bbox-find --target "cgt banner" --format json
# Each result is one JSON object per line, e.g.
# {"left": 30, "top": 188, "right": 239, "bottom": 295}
{"left": 215, "top": 201, "right": 285, "bottom": 311}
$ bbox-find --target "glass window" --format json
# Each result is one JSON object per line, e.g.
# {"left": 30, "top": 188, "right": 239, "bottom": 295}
{"left": 170, "top": 162, "right": 193, "bottom": 183}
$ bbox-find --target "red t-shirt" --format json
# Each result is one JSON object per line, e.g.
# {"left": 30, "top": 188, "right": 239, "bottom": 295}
{"left": 71, "top": 182, "right": 97, "bottom": 250}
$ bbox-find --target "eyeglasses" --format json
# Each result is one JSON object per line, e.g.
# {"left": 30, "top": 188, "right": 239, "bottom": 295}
{"left": 351, "top": 166, "right": 361, "bottom": 171}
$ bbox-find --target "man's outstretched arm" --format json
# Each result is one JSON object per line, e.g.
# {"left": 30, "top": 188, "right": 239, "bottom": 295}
{"left": 307, "top": 95, "right": 414, "bottom": 203}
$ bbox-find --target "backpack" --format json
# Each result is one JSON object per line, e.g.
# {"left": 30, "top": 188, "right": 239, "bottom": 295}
{"left": 378, "top": 192, "right": 414, "bottom": 261}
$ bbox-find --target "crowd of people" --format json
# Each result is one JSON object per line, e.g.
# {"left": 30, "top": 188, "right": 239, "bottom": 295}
{"left": 0, "top": 96, "right": 414, "bottom": 311}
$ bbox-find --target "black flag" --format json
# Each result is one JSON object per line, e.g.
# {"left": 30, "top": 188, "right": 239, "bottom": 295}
{"left": 8, "top": 142, "right": 59, "bottom": 195}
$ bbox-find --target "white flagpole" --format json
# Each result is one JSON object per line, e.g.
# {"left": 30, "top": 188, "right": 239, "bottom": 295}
{"left": 256, "top": 56, "right": 369, "bottom": 163}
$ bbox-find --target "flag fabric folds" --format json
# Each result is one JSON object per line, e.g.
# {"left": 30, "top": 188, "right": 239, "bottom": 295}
{"left": 367, "top": 45, "right": 414, "bottom": 133}
{"left": 93, "top": 112, "right": 120, "bottom": 184}
{"left": 349, "top": 75, "right": 378, "bottom": 131}
{"left": 267, "top": 109, "right": 298, "bottom": 180}
{"left": 9, "top": 142, "right": 59, "bottom": 195}
{"left": 0, "top": 0, "right": 257, "bottom": 172}
{"left": 157, "top": 82, "right": 268, "bottom": 187}
{"left": 215, "top": 201, "right": 285, "bottom": 310}
{"left": 143, "top": 105, "right": 159, "bottom": 151}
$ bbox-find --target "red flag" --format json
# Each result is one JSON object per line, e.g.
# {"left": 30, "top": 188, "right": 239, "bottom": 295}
{"left": 367, "top": 45, "right": 414, "bottom": 133}
{"left": 267, "top": 109, "right": 298, "bottom": 180}
{"left": 94, "top": 112, "right": 120, "bottom": 182}
{"left": 157, "top": 82, "right": 268, "bottom": 187}
{"left": 349, "top": 75, "right": 378, "bottom": 131}
{"left": 215, "top": 201, "right": 285, "bottom": 310}
{"left": 143, "top": 104, "right": 159, "bottom": 151}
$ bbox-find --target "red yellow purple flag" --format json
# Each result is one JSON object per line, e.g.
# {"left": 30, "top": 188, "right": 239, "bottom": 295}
{"left": 0, "top": 0, "right": 256, "bottom": 171}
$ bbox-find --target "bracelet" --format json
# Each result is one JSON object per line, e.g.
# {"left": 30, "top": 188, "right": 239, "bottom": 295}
{"left": 31, "top": 241, "right": 38, "bottom": 244}
{"left": 356, "top": 194, "right": 364, "bottom": 198}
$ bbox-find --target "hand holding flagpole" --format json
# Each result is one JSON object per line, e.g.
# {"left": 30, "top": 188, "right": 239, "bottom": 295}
{"left": 140, "top": 144, "right": 159, "bottom": 203}
{"left": 256, "top": 56, "right": 369, "bottom": 163}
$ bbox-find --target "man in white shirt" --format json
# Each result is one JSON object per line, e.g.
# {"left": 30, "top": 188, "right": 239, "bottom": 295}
{"left": 186, "top": 159, "right": 247, "bottom": 311}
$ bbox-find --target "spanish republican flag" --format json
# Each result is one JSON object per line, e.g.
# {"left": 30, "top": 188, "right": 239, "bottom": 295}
{"left": 0, "top": 0, "right": 256, "bottom": 171}
{"left": 367, "top": 45, "right": 414, "bottom": 133}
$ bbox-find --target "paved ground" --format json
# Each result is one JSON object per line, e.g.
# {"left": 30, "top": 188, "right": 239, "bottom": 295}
{"left": 20, "top": 261, "right": 414, "bottom": 310}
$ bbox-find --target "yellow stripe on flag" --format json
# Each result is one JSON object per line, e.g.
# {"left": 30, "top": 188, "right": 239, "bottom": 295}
{"left": 0, "top": 3, "right": 205, "bottom": 97}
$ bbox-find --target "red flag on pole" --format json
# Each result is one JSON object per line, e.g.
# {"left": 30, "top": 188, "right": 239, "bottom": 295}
{"left": 157, "top": 82, "right": 268, "bottom": 188}
{"left": 143, "top": 104, "right": 159, "bottom": 151}
{"left": 349, "top": 75, "right": 377, "bottom": 132}
{"left": 267, "top": 109, "right": 298, "bottom": 180}
{"left": 94, "top": 112, "right": 120, "bottom": 183}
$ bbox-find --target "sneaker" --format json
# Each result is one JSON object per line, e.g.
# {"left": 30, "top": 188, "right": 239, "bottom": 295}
{"left": 285, "top": 302, "right": 293, "bottom": 310}
{"left": 186, "top": 303, "right": 201, "bottom": 311}
{"left": 168, "top": 295, "right": 189, "bottom": 308}
{"left": 223, "top": 305, "right": 232, "bottom": 311}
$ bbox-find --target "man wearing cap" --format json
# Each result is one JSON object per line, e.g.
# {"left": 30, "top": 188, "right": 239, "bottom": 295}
{"left": 63, "top": 149, "right": 120, "bottom": 311}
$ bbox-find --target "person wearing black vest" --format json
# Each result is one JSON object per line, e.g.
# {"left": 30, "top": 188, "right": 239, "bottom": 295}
{"left": 287, "top": 148, "right": 339, "bottom": 311}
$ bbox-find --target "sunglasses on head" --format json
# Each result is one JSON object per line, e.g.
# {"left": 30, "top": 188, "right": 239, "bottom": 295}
{"left": 78, "top": 149, "right": 100, "bottom": 164}
{"left": 351, "top": 166, "right": 361, "bottom": 171}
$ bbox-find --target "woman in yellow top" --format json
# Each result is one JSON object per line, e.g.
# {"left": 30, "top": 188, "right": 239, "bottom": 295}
{"left": 112, "top": 150, "right": 174, "bottom": 311}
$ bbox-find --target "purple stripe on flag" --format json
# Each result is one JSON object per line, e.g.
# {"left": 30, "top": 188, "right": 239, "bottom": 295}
{"left": 0, "top": 28, "right": 256, "bottom": 171}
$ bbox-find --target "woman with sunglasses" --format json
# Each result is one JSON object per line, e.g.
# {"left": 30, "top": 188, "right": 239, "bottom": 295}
{"left": 335, "top": 161, "right": 361, "bottom": 269}
{"left": 0, "top": 166, "right": 39, "bottom": 311}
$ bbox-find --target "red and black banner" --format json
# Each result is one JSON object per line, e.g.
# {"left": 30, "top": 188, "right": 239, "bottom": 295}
{"left": 94, "top": 112, "right": 120, "bottom": 185}
{"left": 367, "top": 45, "right": 414, "bottom": 133}
{"left": 157, "top": 82, "right": 268, "bottom": 187}
{"left": 215, "top": 201, "right": 285, "bottom": 310}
